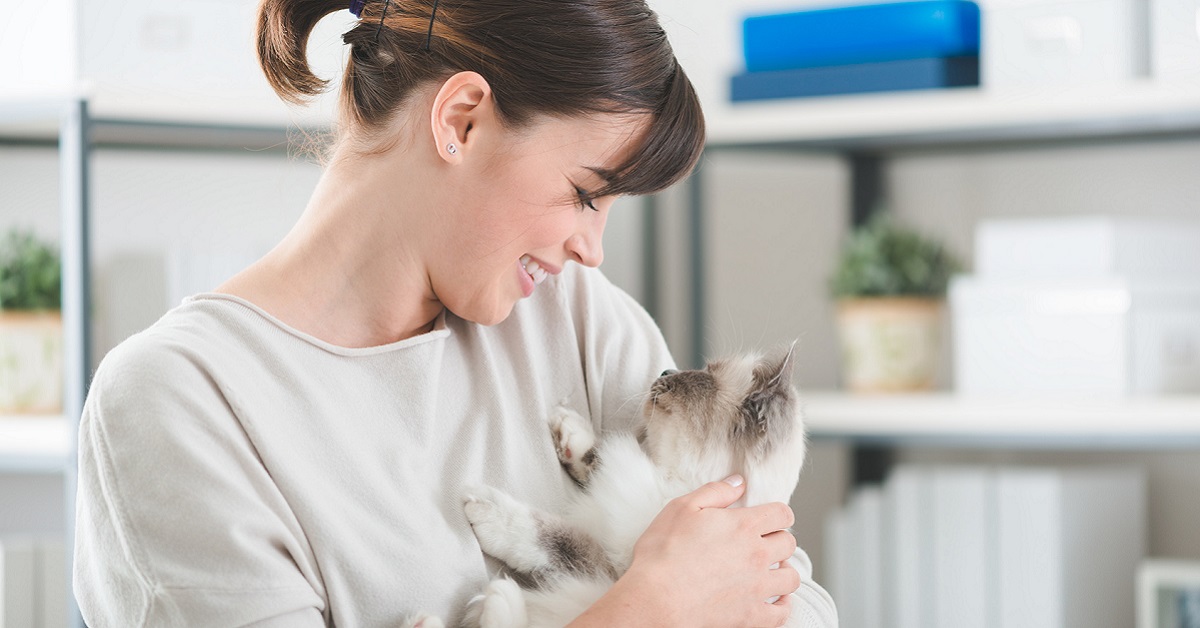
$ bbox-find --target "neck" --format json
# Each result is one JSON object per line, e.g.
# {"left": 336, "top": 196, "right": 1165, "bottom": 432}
{"left": 217, "top": 142, "right": 445, "bottom": 348}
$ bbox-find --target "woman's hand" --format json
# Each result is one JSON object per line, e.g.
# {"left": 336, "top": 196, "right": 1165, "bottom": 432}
{"left": 572, "top": 475, "right": 800, "bottom": 628}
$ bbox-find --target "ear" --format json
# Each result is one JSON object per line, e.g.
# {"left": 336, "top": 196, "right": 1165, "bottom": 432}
{"left": 740, "top": 342, "right": 806, "bottom": 507}
{"left": 742, "top": 343, "right": 797, "bottom": 432}
{"left": 764, "top": 341, "right": 797, "bottom": 389}
{"left": 429, "top": 71, "right": 493, "bottom": 163}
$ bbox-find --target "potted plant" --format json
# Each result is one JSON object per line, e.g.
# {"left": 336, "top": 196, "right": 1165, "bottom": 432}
{"left": 830, "top": 213, "right": 961, "bottom": 393}
{"left": 0, "top": 229, "right": 63, "bottom": 413}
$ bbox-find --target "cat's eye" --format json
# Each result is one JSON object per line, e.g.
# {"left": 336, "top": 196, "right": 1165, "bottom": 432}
{"left": 661, "top": 369, "right": 678, "bottom": 377}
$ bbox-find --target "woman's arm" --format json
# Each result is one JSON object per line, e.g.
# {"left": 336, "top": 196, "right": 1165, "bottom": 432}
{"left": 74, "top": 335, "right": 326, "bottom": 627}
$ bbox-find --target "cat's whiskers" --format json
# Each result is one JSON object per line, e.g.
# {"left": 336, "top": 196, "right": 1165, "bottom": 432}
{"left": 611, "top": 389, "right": 652, "bottom": 418}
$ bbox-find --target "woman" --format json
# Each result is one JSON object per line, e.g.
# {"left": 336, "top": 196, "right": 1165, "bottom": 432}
{"left": 73, "top": 0, "right": 838, "bottom": 626}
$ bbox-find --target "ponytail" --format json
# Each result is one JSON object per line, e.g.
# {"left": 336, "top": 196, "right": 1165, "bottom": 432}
{"left": 256, "top": 0, "right": 349, "bottom": 104}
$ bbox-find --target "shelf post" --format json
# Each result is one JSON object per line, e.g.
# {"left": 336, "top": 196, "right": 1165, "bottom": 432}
{"left": 60, "top": 98, "right": 92, "bottom": 628}
{"left": 687, "top": 152, "right": 707, "bottom": 369}
{"left": 848, "top": 152, "right": 885, "bottom": 227}
{"left": 847, "top": 152, "right": 896, "bottom": 487}
{"left": 641, "top": 194, "right": 661, "bottom": 323}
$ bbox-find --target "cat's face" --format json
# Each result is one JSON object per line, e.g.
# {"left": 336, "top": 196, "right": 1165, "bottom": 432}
{"left": 639, "top": 347, "right": 807, "bottom": 506}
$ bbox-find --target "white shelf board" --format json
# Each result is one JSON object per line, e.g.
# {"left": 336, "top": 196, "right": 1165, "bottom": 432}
{"left": 803, "top": 392, "right": 1200, "bottom": 448}
{"left": 0, "top": 416, "right": 72, "bottom": 473}
{"left": 0, "top": 91, "right": 330, "bottom": 148}
{"left": 706, "top": 80, "right": 1200, "bottom": 148}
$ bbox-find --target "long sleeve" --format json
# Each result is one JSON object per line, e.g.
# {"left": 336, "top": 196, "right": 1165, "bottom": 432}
{"left": 73, "top": 334, "right": 326, "bottom": 627}
{"left": 787, "top": 547, "right": 840, "bottom": 628}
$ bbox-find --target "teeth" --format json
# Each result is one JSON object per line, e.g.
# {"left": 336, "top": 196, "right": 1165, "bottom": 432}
{"left": 521, "top": 256, "right": 549, "bottom": 285}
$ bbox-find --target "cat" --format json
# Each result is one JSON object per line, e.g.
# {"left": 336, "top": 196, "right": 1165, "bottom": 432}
{"left": 407, "top": 345, "right": 806, "bottom": 628}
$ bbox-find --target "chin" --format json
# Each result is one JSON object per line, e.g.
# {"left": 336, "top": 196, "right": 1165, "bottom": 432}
{"left": 460, "top": 299, "right": 516, "bottom": 327}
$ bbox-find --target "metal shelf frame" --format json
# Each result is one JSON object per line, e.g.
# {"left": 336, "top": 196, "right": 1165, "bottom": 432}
{"left": 678, "top": 91, "right": 1200, "bottom": 484}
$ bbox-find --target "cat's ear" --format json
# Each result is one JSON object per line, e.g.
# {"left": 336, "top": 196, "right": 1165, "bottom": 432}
{"left": 763, "top": 341, "right": 797, "bottom": 390}
{"left": 741, "top": 342, "right": 798, "bottom": 434}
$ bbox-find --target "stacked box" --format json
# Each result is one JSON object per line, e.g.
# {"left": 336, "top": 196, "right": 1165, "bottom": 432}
{"left": 952, "top": 216, "right": 1200, "bottom": 397}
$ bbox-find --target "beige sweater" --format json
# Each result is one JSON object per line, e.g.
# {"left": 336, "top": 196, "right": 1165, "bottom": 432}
{"left": 74, "top": 264, "right": 837, "bottom": 627}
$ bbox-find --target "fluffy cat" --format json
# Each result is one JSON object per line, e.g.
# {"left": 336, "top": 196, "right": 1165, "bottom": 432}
{"left": 407, "top": 346, "right": 806, "bottom": 628}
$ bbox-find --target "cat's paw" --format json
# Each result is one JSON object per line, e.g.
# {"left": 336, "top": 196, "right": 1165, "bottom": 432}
{"left": 400, "top": 613, "right": 445, "bottom": 628}
{"left": 463, "top": 578, "right": 529, "bottom": 628}
{"left": 549, "top": 407, "right": 596, "bottom": 485}
{"left": 462, "top": 486, "right": 544, "bottom": 570}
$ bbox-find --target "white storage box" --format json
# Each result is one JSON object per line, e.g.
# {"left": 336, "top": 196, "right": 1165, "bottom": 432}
{"left": 951, "top": 276, "right": 1200, "bottom": 396}
{"left": 975, "top": 216, "right": 1200, "bottom": 281}
{"left": 981, "top": 0, "right": 1149, "bottom": 88}
{"left": 1151, "top": 0, "right": 1200, "bottom": 80}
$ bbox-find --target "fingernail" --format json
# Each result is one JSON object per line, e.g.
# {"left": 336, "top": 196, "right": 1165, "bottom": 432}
{"left": 723, "top": 474, "right": 744, "bottom": 487}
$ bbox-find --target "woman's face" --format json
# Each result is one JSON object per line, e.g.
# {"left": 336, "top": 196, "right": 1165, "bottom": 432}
{"left": 431, "top": 112, "right": 647, "bottom": 326}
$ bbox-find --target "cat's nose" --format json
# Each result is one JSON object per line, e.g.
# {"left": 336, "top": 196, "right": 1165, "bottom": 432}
{"left": 660, "top": 369, "right": 678, "bottom": 377}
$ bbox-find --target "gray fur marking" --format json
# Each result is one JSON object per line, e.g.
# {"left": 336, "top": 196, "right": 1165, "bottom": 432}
{"left": 532, "top": 517, "right": 618, "bottom": 586}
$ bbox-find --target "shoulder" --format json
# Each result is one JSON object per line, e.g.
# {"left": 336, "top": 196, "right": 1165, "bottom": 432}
{"left": 94, "top": 300, "right": 234, "bottom": 391}
{"left": 87, "top": 298, "right": 257, "bottom": 435}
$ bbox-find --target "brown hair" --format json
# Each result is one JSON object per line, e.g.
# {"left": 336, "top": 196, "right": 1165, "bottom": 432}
{"left": 256, "top": 0, "right": 705, "bottom": 197}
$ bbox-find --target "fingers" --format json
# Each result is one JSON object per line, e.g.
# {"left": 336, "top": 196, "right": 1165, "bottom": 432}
{"left": 751, "top": 592, "right": 793, "bottom": 628}
{"left": 748, "top": 568, "right": 799, "bottom": 628}
{"left": 679, "top": 475, "right": 747, "bottom": 510}
{"left": 762, "top": 529, "right": 798, "bottom": 566}
{"left": 741, "top": 501, "right": 795, "bottom": 534}
{"left": 765, "top": 562, "right": 802, "bottom": 598}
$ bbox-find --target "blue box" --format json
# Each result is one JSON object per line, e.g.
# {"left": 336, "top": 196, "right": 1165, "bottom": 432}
{"left": 743, "top": 1, "right": 981, "bottom": 72}
{"left": 730, "top": 55, "right": 979, "bottom": 101}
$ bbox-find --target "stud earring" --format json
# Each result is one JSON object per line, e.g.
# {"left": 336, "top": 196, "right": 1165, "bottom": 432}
{"left": 446, "top": 143, "right": 458, "bottom": 155}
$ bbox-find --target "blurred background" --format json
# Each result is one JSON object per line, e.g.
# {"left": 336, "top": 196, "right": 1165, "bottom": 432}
{"left": 2, "top": 0, "right": 1199, "bottom": 626}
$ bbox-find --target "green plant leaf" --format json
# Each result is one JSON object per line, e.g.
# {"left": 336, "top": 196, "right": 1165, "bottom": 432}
{"left": 0, "top": 229, "right": 62, "bottom": 311}
{"left": 830, "top": 213, "right": 961, "bottom": 298}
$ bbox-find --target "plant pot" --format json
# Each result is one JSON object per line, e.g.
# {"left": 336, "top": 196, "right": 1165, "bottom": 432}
{"left": 0, "top": 310, "right": 64, "bottom": 414}
{"left": 836, "top": 297, "right": 943, "bottom": 393}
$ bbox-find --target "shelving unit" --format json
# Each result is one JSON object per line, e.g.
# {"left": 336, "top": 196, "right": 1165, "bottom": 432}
{"left": 677, "top": 78, "right": 1200, "bottom": 491}
{"left": 677, "top": 80, "right": 1200, "bottom": 376}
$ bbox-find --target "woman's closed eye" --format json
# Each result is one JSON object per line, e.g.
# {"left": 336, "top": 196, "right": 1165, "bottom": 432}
{"left": 574, "top": 186, "right": 599, "bottom": 212}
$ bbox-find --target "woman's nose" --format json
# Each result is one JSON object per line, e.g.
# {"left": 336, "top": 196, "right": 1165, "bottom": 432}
{"left": 567, "top": 203, "right": 608, "bottom": 267}
{"left": 567, "top": 230, "right": 604, "bottom": 268}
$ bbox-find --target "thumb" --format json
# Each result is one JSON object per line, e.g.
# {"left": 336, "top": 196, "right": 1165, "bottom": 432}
{"left": 686, "top": 474, "right": 746, "bottom": 510}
